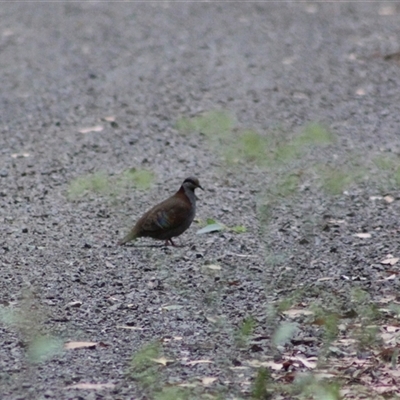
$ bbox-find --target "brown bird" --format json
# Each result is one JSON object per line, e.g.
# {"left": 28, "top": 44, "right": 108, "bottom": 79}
{"left": 119, "top": 176, "right": 203, "bottom": 246}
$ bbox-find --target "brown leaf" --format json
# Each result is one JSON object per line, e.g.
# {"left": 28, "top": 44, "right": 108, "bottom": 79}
{"left": 379, "top": 6, "right": 396, "bottom": 16}
{"left": 282, "top": 309, "right": 314, "bottom": 317}
{"left": 385, "top": 325, "right": 400, "bottom": 333}
{"left": 177, "top": 382, "right": 198, "bottom": 388}
{"left": 116, "top": 325, "right": 144, "bottom": 330}
{"left": 186, "top": 359, "right": 213, "bottom": 366}
{"left": 201, "top": 377, "right": 217, "bottom": 386}
{"left": 64, "top": 341, "right": 97, "bottom": 350}
{"left": 293, "top": 355, "right": 317, "bottom": 369}
{"left": 11, "top": 152, "right": 30, "bottom": 158}
{"left": 103, "top": 116, "right": 116, "bottom": 122}
{"left": 280, "top": 372, "right": 296, "bottom": 383}
{"left": 379, "top": 347, "right": 398, "bottom": 362}
{"left": 384, "top": 195, "right": 395, "bottom": 203}
{"left": 204, "top": 264, "right": 221, "bottom": 270}
{"left": 381, "top": 257, "right": 399, "bottom": 266}
{"left": 65, "top": 382, "right": 114, "bottom": 390}
{"left": 378, "top": 295, "right": 397, "bottom": 304}
{"left": 247, "top": 359, "right": 283, "bottom": 371}
{"left": 78, "top": 126, "right": 103, "bottom": 134}
{"left": 354, "top": 233, "right": 371, "bottom": 239}
{"left": 317, "top": 277, "right": 335, "bottom": 282}
{"left": 282, "top": 360, "right": 294, "bottom": 371}
{"left": 151, "top": 357, "right": 174, "bottom": 366}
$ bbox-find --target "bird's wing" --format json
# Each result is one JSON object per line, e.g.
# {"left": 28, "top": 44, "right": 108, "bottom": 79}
{"left": 140, "top": 200, "right": 190, "bottom": 233}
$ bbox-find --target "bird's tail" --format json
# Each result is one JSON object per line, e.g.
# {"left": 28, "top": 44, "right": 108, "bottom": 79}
{"left": 118, "top": 230, "right": 138, "bottom": 246}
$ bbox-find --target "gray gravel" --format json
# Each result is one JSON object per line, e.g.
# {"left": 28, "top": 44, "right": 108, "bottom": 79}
{"left": 1, "top": 3, "right": 400, "bottom": 399}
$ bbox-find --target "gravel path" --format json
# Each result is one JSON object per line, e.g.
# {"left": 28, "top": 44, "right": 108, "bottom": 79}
{"left": 1, "top": 3, "right": 400, "bottom": 399}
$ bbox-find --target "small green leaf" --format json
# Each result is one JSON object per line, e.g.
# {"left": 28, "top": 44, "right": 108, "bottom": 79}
{"left": 196, "top": 223, "right": 225, "bottom": 235}
{"left": 273, "top": 322, "right": 298, "bottom": 346}
{"left": 27, "top": 335, "right": 64, "bottom": 363}
{"left": 230, "top": 225, "right": 247, "bottom": 233}
{"left": 162, "top": 305, "right": 184, "bottom": 311}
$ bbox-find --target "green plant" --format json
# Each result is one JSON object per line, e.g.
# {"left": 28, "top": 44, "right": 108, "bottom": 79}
{"left": 373, "top": 155, "right": 397, "bottom": 171}
{"left": 294, "top": 374, "right": 341, "bottom": 400}
{"left": 270, "top": 173, "right": 300, "bottom": 197}
{"left": 251, "top": 367, "right": 270, "bottom": 399}
{"left": 0, "top": 290, "right": 63, "bottom": 363}
{"left": 118, "top": 168, "right": 155, "bottom": 190}
{"left": 235, "top": 316, "right": 255, "bottom": 348}
{"left": 318, "top": 166, "right": 357, "bottom": 195}
{"left": 27, "top": 335, "right": 64, "bottom": 363}
{"left": 153, "top": 387, "right": 192, "bottom": 400}
{"left": 67, "top": 168, "right": 155, "bottom": 200}
{"left": 272, "top": 322, "right": 298, "bottom": 346}
{"left": 129, "top": 342, "right": 162, "bottom": 389}
{"left": 294, "top": 123, "right": 334, "bottom": 146}
{"left": 176, "top": 110, "right": 235, "bottom": 139}
{"left": 320, "top": 312, "right": 340, "bottom": 344}
{"left": 68, "top": 172, "right": 110, "bottom": 198}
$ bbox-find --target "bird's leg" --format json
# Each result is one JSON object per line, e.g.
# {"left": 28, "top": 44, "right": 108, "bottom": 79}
{"left": 164, "top": 239, "right": 176, "bottom": 246}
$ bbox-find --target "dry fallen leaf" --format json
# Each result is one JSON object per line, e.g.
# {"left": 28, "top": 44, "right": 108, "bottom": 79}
{"left": 381, "top": 257, "right": 399, "bottom": 266}
{"left": 293, "top": 355, "right": 317, "bottom": 369}
{"left": 378, "top": 295, "right": 397, "bottom": 304}
{"left": 377, "top": 274, "right": 397, "bottom": 282}
{"left": 379, "top": 6, "right": 396, "bottom": 16}
{"left": 105, "top": 261, "right": 116, "bottom": 269}
{"left": 282, "top": 309, "right": 314, "bottom": 317}
{"left": 328, "top": 219, "right": 345, "bottom": 224}
{"left": 385, "top": 325, "right": 400, "bottom": 333}
{"left": 304, "top": 4, "right": 317, "bottom": 14}
{"left": 65, "top": 382, "right": 115, "bottom": 390}
{"left": 162, "top": 336, "right": 183, "bottom": 343}
{"left": 384, "top": 195, "right": 394, "bottom": 203}
{"left": 202, "top": 377, "right": 218, "bottom": 386}
{"left": 151, "top": 357, "right": 174, "bottom": 366}
{"left": 11, "top": 152, "right": 30, "bottom": 158}
{"left": 246, "top": 359, "right": 282, "bottom": 370}
{"left": 204, "top": 264, "right": 222, "bottom": 270}
{"left": 64, "top": 341, "right": 98, "bottom": 350}
{"left": 353, "top": 233, "right": 371, "bottom": 239}
{"left": 337, "top": 338, "right": 357, "bottom": 346}
{"left": 380, "top": 332, "right": 398, "bottom": 345}
{"left": 78, "top": 125, "right": 103, "bottom": 134}
{"left": 370, "top": 196, "right": 383, "bottom": 201}
{"left": 282, "top": 57, "right": 294, "bottom": 65}
{"left": 103, "top": 116, "right": 116, "bottom": 122}
{"left": 116, "top": 325, "right": 144, "bottom": 330}
{"left": 177, "top": 383, "right": 198, "bottom": 388}
{"left": 186, "top": 359, "right": 213, "bottom": 366}
{"left": 161, "top": 304, "right": 184, "bottom": 311}
{"left": 65, "top": 300, "right": 82, "bottom": 308}
{"left": 317, "top": 277, "right": 335, "bottom": 282}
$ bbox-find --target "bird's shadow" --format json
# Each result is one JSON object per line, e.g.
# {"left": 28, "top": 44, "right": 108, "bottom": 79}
{"left": 119, "top": 243, "right": 188, "bottom": 248}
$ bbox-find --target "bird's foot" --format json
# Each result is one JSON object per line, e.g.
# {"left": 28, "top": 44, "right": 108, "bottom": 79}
{"left": 164, "top": 238, "right": 186, "bottom": 247}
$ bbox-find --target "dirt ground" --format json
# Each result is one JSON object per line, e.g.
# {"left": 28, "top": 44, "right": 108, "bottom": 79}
{"left": 1, "top": 3, "right": 400, "bottom": 399}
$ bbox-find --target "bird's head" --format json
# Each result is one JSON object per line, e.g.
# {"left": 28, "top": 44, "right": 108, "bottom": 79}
{"left": 182, "top": 176, "right": 203, "bottom": 191}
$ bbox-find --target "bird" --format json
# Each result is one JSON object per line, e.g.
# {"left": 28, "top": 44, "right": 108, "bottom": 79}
{"left": 119, "top": 176, "right": 203, "bottom": 246}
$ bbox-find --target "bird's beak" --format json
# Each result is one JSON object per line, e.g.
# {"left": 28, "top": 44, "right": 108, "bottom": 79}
{"left": 197, "top": 184, "right": 204, "bottom": 190}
